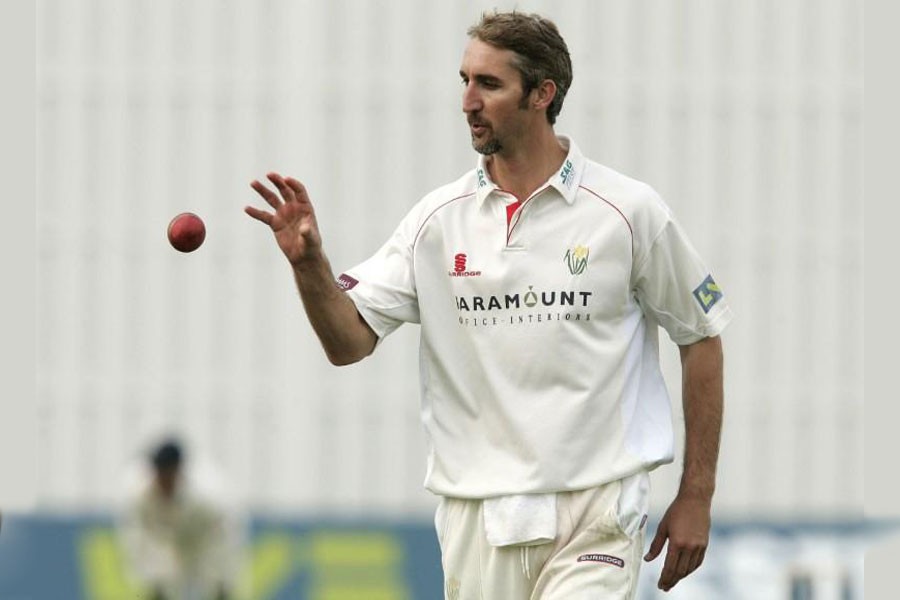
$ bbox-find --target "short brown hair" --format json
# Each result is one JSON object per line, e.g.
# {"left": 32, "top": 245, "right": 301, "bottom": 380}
{"left": 467, "top": 11, "right": 573, "bottom": 125}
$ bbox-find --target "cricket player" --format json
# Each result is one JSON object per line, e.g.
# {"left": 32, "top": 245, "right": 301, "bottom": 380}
{"left": 246, "top": 11, "right": 731, "bottom": 598}
{"left": 118, "top": 438, "right": 243, "bottom": 600}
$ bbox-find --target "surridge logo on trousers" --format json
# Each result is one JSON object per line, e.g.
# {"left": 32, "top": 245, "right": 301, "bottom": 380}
{"left": 449, "top": 252, "right": 481, "bottom": 277}
{"left": 577, "top": 553, "right": 625, "bottom": 568}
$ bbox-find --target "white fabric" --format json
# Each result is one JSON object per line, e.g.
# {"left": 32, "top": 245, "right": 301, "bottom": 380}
{"left": 615, "top": 470, "right": 651, "bottom": 538}
{"left": 482, "top": 470, "right": 650, "bottom": 548}
{"left": 436, "top": 478, "right": 648, "bottom": 599}
{"left": 483, "top": 492, "right": 557, "bottom": 547}
{"left": 342, "top": 136, "right": 732, "bottom": 499}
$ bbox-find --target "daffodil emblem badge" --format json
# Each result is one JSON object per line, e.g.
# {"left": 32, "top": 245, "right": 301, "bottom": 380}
{"left": 565, "top": 245, "right": 589, "bottom": 275}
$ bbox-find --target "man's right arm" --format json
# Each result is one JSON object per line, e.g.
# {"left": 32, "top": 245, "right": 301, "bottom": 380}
{"left": 245, "top": 172, "right": 377, "bottom": 366}
{"left": 291, "top": 253, "right": 377, "bottom": 365}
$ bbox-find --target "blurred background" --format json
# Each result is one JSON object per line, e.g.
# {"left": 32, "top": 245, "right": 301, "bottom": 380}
{"left": 1, "top": 0, "right": 866, "bottom": 598}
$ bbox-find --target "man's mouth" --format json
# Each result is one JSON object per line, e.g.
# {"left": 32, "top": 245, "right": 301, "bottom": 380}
{"left": 469, "top": 121, "right": 489, "bottom": 136}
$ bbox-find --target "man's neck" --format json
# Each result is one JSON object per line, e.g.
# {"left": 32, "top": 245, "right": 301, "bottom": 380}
{"left": 486, "top": 127, "right": 568, "bottom": 201}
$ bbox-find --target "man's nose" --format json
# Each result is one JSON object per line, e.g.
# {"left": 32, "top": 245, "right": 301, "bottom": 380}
{"left": 462, "top": 83, "right": 482, "bottom": 113}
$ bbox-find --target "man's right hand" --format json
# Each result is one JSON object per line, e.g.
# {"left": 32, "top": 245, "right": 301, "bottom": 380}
{"left": 246, "top": 172, "right": 323, "bottom": 267}
{"left": 244, "top": 170, "right": 377, "bottom": 365}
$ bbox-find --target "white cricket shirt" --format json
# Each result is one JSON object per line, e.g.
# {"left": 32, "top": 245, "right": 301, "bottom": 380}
{"left": 339, "top": 137, "right": 732, "bottom": 499}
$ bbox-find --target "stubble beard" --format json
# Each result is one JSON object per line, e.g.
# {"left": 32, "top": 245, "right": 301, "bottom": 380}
{"left": 472, "top": 134, "right": 502, "bottom": 155}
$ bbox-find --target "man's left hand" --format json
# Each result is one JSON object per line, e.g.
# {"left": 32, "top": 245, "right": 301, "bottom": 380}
{"left": 643, "top": 494, "right": 711, "bottom": 592}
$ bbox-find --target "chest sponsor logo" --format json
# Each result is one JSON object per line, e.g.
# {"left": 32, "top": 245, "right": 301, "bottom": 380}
{"left": 577, "top": 553, "right": 625, "bottom": 568}
{"left": 692, "top": 274, "right": 723, "bottom": 313}
{"left": 455, "top": 285, "right": 593, "bottom": 328}
{"left": 335, "top": 274, "right": 359, "bottom": 291}
{"left": 565, "top": 245, "right": 589, "bottom": 275}
{"left": 449, "top": 252, "right": 481, "bottom": 277}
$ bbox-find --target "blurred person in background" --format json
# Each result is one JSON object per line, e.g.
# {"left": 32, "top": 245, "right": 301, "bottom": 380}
{"left": 118, "top": 437, "right": 243, "bottom": 600}
{"left": 246, "top": 10, "right": 730, "bottom": 599}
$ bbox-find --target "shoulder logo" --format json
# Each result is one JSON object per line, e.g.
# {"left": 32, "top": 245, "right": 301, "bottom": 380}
{"left": 449, "top": 252, "right": 481, "bottom": 278}
{"left": 336, "top": 274, "right": 359, "bottom": 291}
{"left": 565, "top": 245, "right": 589, "bottom": 275}
{"left": 692, "top": 275, "right": 723, "bottom": 313}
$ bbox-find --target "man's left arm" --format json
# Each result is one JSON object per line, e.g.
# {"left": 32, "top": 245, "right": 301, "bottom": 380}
{"left": 643, "top": 334, "right": 724, "bottom": 592}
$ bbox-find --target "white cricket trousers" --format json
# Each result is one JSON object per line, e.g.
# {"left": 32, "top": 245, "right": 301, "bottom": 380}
{"left": 434, "top": 474, "right": 649, "bottom": 599}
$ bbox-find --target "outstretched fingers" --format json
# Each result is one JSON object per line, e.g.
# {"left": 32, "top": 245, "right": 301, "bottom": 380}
{"left": 284, "top": 177, "right": 311, "bottom": 205}
{"left": 267, "top": 172, "right": 297, "bottom": 203}
{"left": 244, "top": 204, "right": 274, "bottom": 226}
{"left": 250, "top": 178, "right": 284, "bottom": 211}
{"left": 247, "top": 174, "right": 316, "bottom": 241}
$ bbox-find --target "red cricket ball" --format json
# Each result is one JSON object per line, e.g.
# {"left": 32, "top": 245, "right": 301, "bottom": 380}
{"left": 167, "top": 212, "right": 206, "bottom": 253}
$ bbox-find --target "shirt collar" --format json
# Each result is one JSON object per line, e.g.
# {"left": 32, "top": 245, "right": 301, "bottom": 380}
{"left": 474, "top": 136, "right": 585, "bottom": 207}
{"left": 473, "top": 159, "right": 495, "bottom": 206}
{"left": 548, "top": 136, "right": 585, "bottom": 205}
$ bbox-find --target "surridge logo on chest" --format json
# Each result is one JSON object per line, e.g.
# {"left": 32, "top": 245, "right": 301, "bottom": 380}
{"left": 448, "top": 252, "right": 482, "bottom": 277}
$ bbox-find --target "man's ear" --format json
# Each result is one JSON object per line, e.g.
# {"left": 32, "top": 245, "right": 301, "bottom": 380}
{"left": 532, "top": 79, "right": 558, "bottom": 112}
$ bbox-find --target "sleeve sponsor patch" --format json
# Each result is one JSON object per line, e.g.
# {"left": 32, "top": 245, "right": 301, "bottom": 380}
{"left": 336, "top": 274, "right": 359, "bottom": 291}
{"left": 692, "top": 274, "right": 723, "bottom": 313}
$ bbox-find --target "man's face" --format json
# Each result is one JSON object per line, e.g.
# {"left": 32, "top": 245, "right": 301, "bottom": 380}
{"left": 459, "top": 39, "right": 532, "bottom": 156}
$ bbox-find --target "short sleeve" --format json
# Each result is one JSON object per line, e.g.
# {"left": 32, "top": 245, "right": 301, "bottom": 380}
{"left": 632, "top": 216, "right": 733, "bottom": 345}
{"left": 338, "top": 207, "right": 422, "bottom": 340}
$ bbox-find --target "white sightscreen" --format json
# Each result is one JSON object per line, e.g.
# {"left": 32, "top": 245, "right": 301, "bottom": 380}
{"left": 35, "top": 0, "right": 862, "bottom": 519}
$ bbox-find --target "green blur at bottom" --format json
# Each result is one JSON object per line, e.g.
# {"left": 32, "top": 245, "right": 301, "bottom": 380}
{"left": 80, "top": 528, "right": 414, "bottom": 600}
